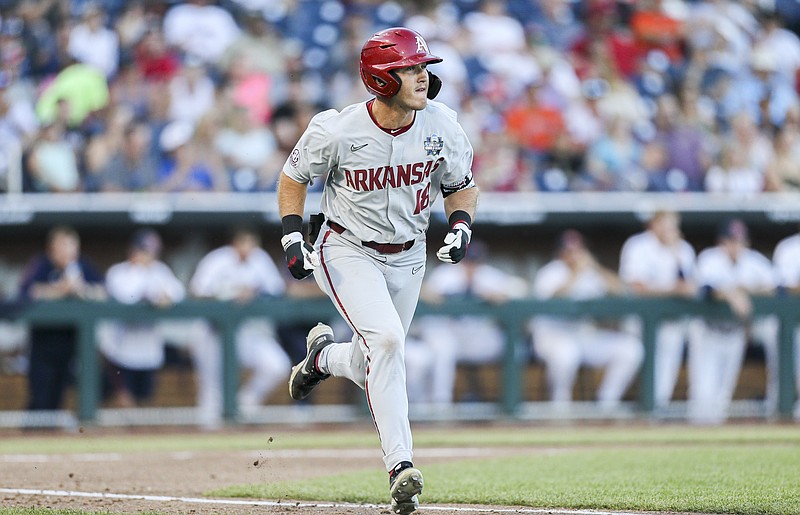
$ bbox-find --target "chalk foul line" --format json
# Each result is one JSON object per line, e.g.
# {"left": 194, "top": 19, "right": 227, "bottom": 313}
{"left": 0, "top": 487, "right": 640, "bottom": 514}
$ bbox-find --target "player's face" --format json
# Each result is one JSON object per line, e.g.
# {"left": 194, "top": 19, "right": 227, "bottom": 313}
{"left": 393, "top": 64, "right": 429, "bottom": 111}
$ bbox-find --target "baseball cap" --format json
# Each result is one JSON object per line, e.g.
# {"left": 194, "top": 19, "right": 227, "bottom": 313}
{"left": 130, "top": 228, "right": 162, "bottom": 255}
{"left": 717, "top": 218, "right": 749, "bottom": 243}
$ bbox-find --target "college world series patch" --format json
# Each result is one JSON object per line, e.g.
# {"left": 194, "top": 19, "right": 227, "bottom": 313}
{"left": 424, "top": 134, "right": 444, "bottom": 156}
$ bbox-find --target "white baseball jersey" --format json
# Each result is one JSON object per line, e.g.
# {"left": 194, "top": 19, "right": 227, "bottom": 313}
{"left": 619, "top": 230, "right": 696, "bottom": 289}
{"left": 106, "top": 260, "right": 186, "bottom": 305}
{"left": 533, "top": 260, "right": 610, "bottom": 331}
{"left": 695, "top": 246, "right": 775, "bottom": 294}
{"left": 189, "top": 246, "right": 285, "bottom": 300}
{"left": 282, "top": 99, "right": 475, "bottom": 244}
{"left": 101, "top": 260, "right": 186, "bottom": 370}
{"left": 773, "top": 233, "right": 800, "bottom": 288}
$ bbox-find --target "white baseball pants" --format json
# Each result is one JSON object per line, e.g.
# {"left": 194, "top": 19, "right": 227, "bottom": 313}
{"left": 314, "top": 226, "right": 426, "bottom": 472}
{"left": 531, "top": 321, "right": 643, "bottom": 406}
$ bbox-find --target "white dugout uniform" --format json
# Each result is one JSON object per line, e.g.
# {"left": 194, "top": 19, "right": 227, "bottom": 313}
{"left": 98, "top": 259, "right": 185, "bottom": 371}
{"left": 770, "top": 233, "right": 800, "bottom": 415}
{"left": 529, "top": 260, "right": 643, "bottom": 406}
{"left": 189, "top": 245, "right": 291, "bottom": 415}
{"left": 283, "top": 99, "right": 475, "bottom": 470}
{"left": 691, "top": 246, "right": 777, "bottom": 423}
{"left": 619, "top": 229, "right": 696, "bottom": 407}
{"left": 412, "top": 262, "right": 527, "bottom": 404}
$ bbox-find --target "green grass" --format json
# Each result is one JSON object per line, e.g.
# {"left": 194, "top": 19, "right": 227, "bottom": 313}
{"left": 3, "top": 425, "right": 800, "bottom": 514}
{"left": 208, "top": 425, "right": 800, "bottom": 515}
{"left": 214, "top": 445, "right": 800, "bottom": 514}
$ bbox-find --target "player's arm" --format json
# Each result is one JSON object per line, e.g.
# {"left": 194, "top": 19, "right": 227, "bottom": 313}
{"left": 437, "top": 186, "right": 479, "bottom": 264}
{"left": 278, "top": 173, "right": 318, "bottom": 280}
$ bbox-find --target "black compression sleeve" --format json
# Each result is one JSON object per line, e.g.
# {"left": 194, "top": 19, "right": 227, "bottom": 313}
{"left": 282, "top": 214, "right": 303, "bottom": 235}
{"left": 448, "top": 210, "right": 472, "bottom": 228}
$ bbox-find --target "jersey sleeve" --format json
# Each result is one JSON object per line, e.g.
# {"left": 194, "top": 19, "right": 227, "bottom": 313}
{"left": 440, "top": 122, "right": 475, "bottom": 198}
{"left": 188, "top": 252, "right": 221, "bottom": 298}
{"left": 618, "top": 237, "right": 648, "bottom": 283}
{"left": 282, "top": 109, "right": 339, "bottom": 184}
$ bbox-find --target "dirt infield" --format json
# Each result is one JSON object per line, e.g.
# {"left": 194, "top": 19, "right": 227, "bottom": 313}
{"left": 0, "top": 426, "right": 580, "bottom": 515}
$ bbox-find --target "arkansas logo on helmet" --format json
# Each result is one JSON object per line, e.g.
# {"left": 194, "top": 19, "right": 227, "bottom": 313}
{"left": 360, "top": 27, "right": 443, "bottom": 99}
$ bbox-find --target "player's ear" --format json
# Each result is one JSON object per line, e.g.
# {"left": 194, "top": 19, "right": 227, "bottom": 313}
{"left": 427, "top": 71, "right": 442, "bottom": 100}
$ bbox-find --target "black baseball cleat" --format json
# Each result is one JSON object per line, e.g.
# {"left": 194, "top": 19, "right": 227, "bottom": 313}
{"left": 289, "top": 323, "right": 335, "bottom": 400}
{"left": 389, "top": 461, "right": 424, "bottom": 515}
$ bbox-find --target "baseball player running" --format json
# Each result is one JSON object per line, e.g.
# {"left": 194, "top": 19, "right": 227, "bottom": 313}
{"left": 277, "top": 27, "right": 478, "bottom": 514}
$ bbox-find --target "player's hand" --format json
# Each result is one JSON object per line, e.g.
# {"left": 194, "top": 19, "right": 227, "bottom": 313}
{"left": 437, "top": 222, "right": 471, "bottom": 264}
{"left": 281, "top": 232, "right": 319, "bottom": 280}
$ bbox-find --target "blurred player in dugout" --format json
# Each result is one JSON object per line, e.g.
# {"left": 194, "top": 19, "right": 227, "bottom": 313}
{"left": 618, "top": 210, "right": 697, "bottom": 409}
{"left": 529, "top": 229, "right": 643, "bottom": 409}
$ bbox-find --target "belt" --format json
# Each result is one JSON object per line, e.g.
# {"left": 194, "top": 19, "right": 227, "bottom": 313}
{"left": 328, "top": 221, "right": 414, "bottom": 254}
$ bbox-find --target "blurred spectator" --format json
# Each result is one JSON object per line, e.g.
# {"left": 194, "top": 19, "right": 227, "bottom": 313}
{"left": 219, "top": 10, "right": 289, "bottom": 78}
{"left": 629, "top": 0, "right": 686, "bottom": 66}
{"left": 752, "top": 8, "right": 800, "bottom": 89}
{"left": 412, "top": 242, "right": 528, "bottom": 404}
{"left": 167, "top": 56, "right": 216, "bottom": 124}
{"left": 619, "top": 210, "right": 697, "bottom": 408}
{"left": 16, "top": 0, "right": 63, "bottom": 79}
{"left": 87, "top": 120, "right": 159, "bottom": 192}
{"left": 25, "top": 121, "right": 81, "bottom": 193}
{"left": 686, "top": 0, "right": 757, "bottom": 78}
{"left": 189, "top": 226, "right": 292, "bottom": 418}
{"left": 528, "top": 229, "right": 643, "bottom": 408}
{"left": 504, "top": 78, "right": 568, "bottom": 165}
{"left": 155, "top": 119, "right": 228, "bottom": 192}
{"left": 463, "top": 0, "right": 541, "bottom": 96}
{"left": 471, "top": 127, "right": 528, "bottom": 192}
{"left": 35, "top": 62, "right": 109, "bottom": 127}
{"left": 98, "top": 229, "right": 184, "bottom": 407}
{"left": 134, "top": 26, "right": 181, "bottom": 84}
{"left": 570, "top": 0, "right": 640, "bottom": 80}
{"left": 83, "top": 105, "right": 134, "bottom": 189}
{"left": 690, "top": 218, "right": 777, "bottom": 423}
{"left": 580, "top": 116, "right": 647, "bottom": 191}
{"left": 528, "top": 0, "right": 583, "bottom": 51}
{"left": 651, "top": 90, "right": 713, "bottom": 192}
{"left": 562, "top": 77, "right": 608, "bottom": 153}
{"left": 0, "top": 70, "right": 38, "bottom": 189}
{"left": 704, "top": 141, "right": 764, "bottom": 197}
{"left": 734, "top": 47, "right": 800, "bottom": 130}
{"left": 109, "top": 60, "right": 150, "bottom": 121}
{"left": 114, "top": 1, "right": 150, "bottom": 60}
{"left": 639, "top": 140, "right": 672, "bottom": 192}
{"left": 162, "top": 0, "right": 240, "bottom": 65}
{"left": 18, "top": 225, "right": 106, "bottom": 412}
{"left": 764, "top": 119, "right": 800, "bottom": 191}
{"left": 67, "top": 2, "right": 119, "bottom": 78}
{"left": 214, "top": 103, "right": 277, "bottom": 192}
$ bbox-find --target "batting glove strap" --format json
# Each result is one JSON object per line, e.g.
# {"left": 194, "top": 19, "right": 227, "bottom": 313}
{"left": 281, "top": 232, "right": 319, "bottom": 280}
{"left": 437, "top": 222, "right": 472, "bottom": 264}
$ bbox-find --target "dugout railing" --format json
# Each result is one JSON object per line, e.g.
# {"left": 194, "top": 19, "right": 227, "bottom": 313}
{"left": 1, "top": 295, "right": 797, "bottom": 425}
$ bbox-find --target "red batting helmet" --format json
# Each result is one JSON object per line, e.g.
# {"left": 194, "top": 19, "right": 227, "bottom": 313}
{"left": 359, "top": 27, "right": 442, "bottom": 98}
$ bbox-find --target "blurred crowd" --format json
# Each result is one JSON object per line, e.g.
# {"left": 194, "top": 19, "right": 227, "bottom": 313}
{"left": 0, "top": 0, "right": 800, "bottom": 195}
{"left": 3, "top": 212, "right": 800, "bottom": 427}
